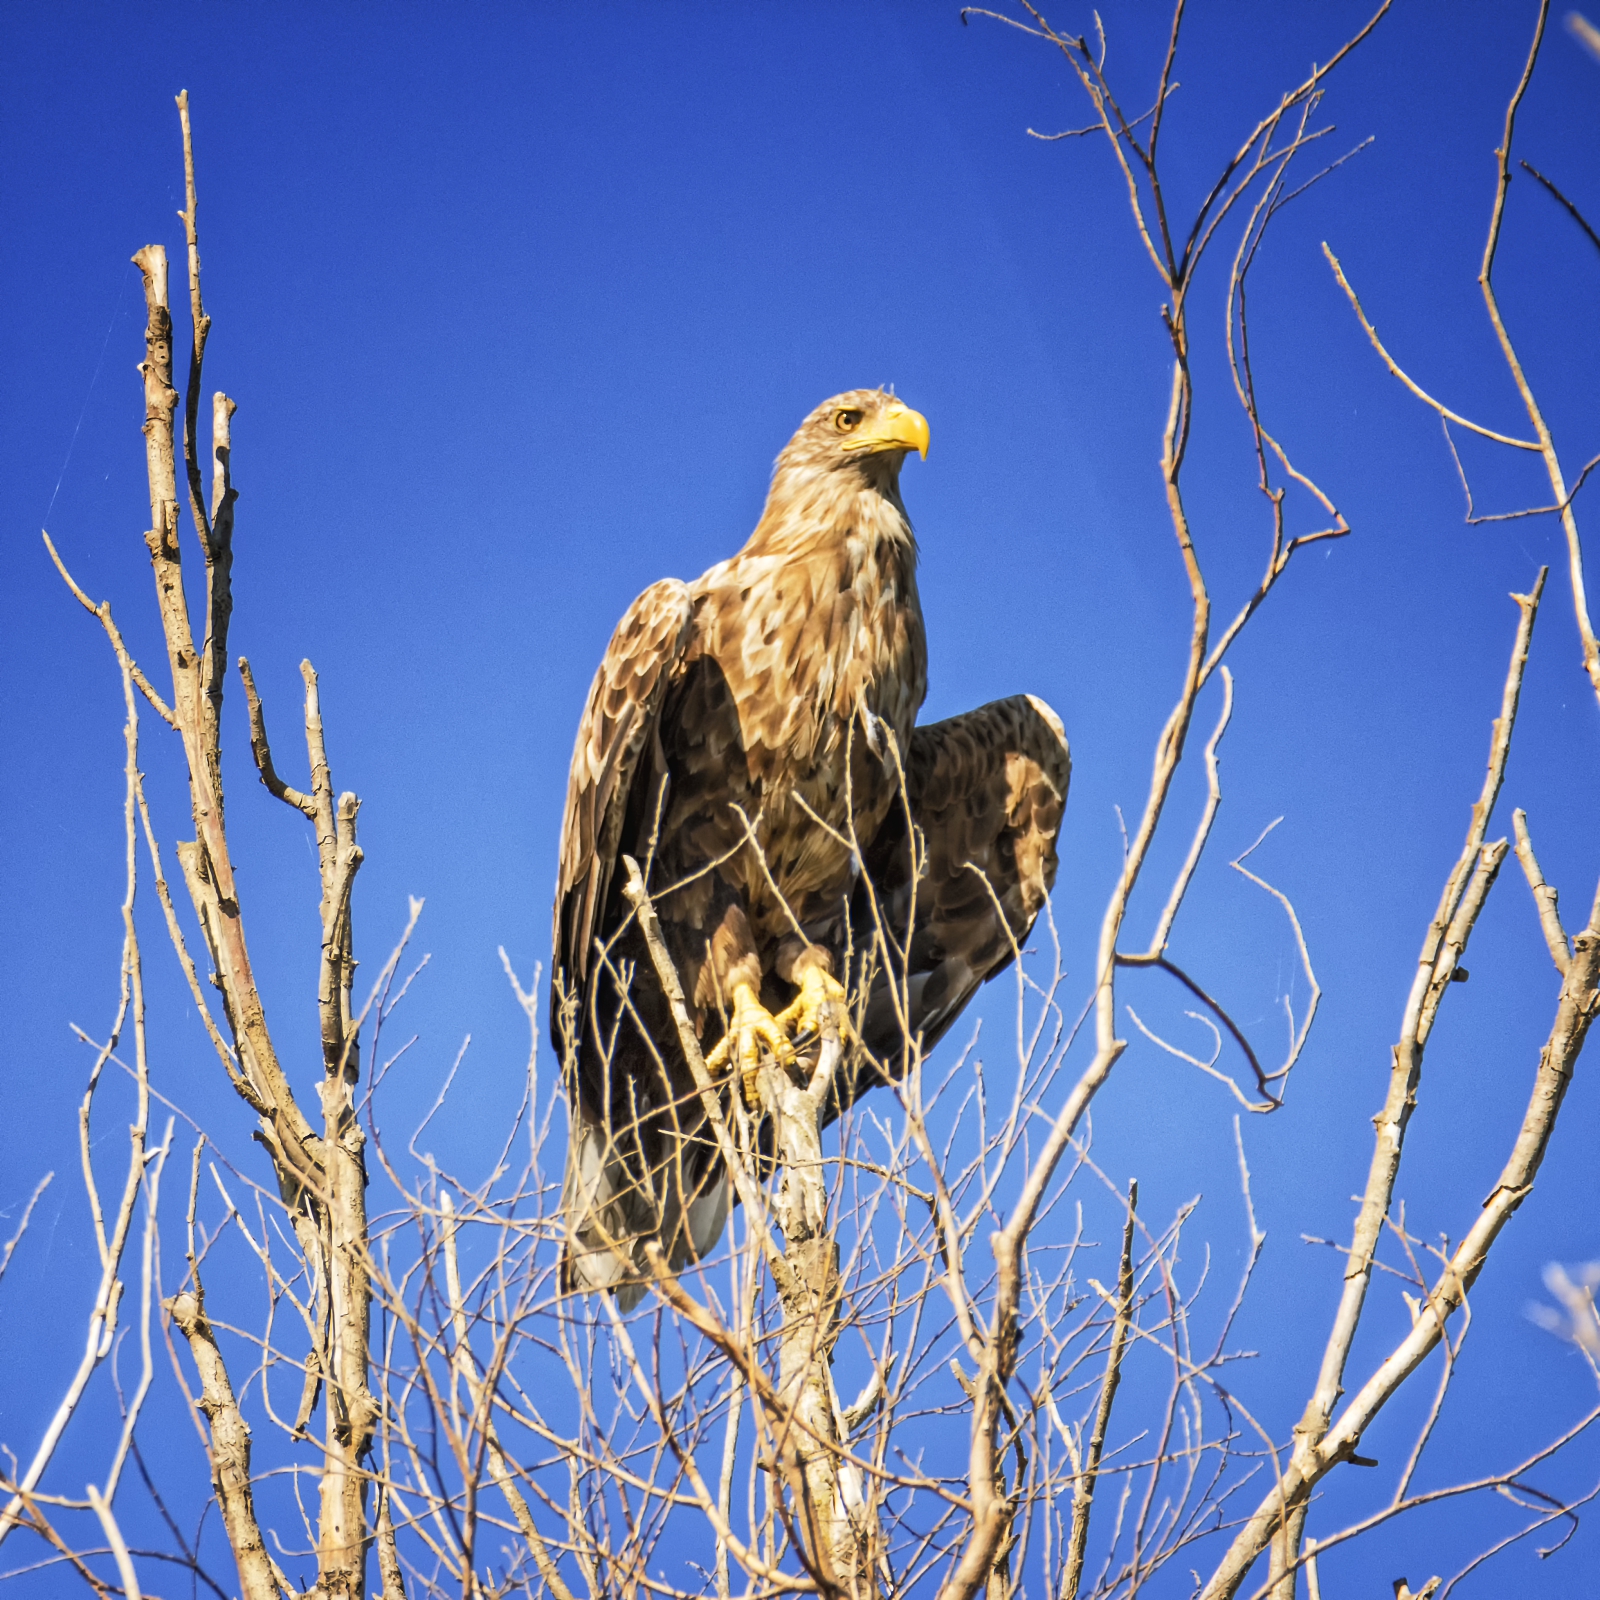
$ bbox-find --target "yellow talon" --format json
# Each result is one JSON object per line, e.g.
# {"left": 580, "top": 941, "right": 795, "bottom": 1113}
{"left": 704, "top": 981, "right": 792, "bottom": 1108}
{"left": 775, "top": 964, "right": 852, "bottom": 1045}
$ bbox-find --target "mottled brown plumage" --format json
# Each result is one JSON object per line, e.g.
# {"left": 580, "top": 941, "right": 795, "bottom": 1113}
{"left": 553, "top": 390, "right": 1069, "bottom": 1302}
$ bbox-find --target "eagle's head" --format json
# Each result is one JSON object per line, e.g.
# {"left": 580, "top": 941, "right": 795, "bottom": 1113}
{"left": 752, "top": 389, "right": 930, "bottom": 552}
{"left": 775, "top": 388, "right": 930, "bottom": 482}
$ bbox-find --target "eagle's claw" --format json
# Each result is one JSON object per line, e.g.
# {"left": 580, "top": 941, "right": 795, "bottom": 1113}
{"left": 775, "top": 965, "right": 853, "bottom": 1047}
{"left": 704, "top": 981, "right": 793, "bottom": 1109}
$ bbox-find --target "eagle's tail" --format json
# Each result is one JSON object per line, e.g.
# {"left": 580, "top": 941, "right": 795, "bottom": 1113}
{"left": 559, "top": 1104, "right": 731, "bottom": 1311}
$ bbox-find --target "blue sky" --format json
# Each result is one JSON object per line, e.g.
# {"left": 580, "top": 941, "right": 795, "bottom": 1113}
{"left": 2, "top": 2, "right": 1598, "bottom": 1595}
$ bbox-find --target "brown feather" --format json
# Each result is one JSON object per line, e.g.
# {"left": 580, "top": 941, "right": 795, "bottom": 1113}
{"left": 553, "top": 578, "right": 693, "bottom": 994}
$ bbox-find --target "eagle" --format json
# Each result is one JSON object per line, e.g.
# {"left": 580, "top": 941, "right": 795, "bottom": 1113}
{"left": 552, "top": 389, "right": 1070, "bottom": 1303}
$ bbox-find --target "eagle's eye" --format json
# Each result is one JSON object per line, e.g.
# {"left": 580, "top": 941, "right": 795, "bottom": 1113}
{"left": 835, "top": 408, "right": 864, "bottom": 433}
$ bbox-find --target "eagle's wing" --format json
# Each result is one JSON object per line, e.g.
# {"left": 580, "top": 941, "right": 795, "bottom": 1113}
{"left": 554, "top": 580, "right": 702, "bottom": 1305}
{"left": 553, "top": 578, "right": 695, "bottom": 1018}
{"left": 853, "top": 693, "right": 1070, "bottom": 1075}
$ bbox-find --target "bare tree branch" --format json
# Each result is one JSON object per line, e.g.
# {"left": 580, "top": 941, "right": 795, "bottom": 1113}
{"left": 1061, "top": 1181, "right": 1137, "bottom": 1600}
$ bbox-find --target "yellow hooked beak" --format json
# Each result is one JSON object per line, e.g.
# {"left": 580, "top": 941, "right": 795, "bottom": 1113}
{"left": 842, "top": 400, "right": 930, "bottom": 460}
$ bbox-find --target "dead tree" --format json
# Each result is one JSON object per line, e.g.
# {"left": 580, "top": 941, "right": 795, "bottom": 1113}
{"left": 3, "top": 8, "right": 1598, "bottom": 1600}
{"left": 4, "top": 95, "right": 387, "bottom": 1600}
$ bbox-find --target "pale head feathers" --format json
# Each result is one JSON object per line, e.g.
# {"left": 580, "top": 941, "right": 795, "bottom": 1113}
{"left": 750, "top": 388, "right": 926, "bottom": 556}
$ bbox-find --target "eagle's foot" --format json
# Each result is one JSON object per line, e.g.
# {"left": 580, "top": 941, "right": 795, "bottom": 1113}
{"left": 775, "top": 964, "right": 853, "bottom": 1049}
{"left": 704, "top": 981, "right": 793, "bottom": 1109}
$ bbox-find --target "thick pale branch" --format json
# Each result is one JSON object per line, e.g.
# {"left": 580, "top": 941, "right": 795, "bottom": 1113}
{"left": 1512, "top": 809, "right": 1570, "bottom": 974}
{"left": 29, "top": 569, "right": 251, "bottom": 1114}
{"left": 37, "top": 603, "right": 247, "bottom": 1110}
{"left": 166, "top": 1291, "right": 284, "bottom": 1600}
{"left": 319, "top": 791, "right": 363, "bottom": 1080}
{"left": 374, "top": 1489, "right": 408, "bottom": 1600}
{"left": 315, "top": 854, "right": 375, "bottom": 1595}
{"left": 238, "top": 658, "right": 315, "bottom": 817}
{"left": 622, "top": 858, "right": 879, "bottom": 1592}
{"left": 127, "top": 103, "right": 378, "bottom": 1599}
{"left": 132, "top": 243, "right": 314, "bottom": 1159}
{"left": 1261, "top": 1404, "right": 1600, "bottom": 1595}
{"left": 1309, "top": 579, "right": 1539, "bottom": 1427}
{"left": 764, "top": 1027, "right": 877, "bottom": 1597}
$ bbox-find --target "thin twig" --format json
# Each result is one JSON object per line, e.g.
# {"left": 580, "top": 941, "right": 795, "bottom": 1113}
{"left": 42, "top": 534, "right": 176, "bottom": 728}
{"left": 0, "top": 1174, "right": 54, "bottom": 1293}
{"left": 1519, "top": 158, "right": 1600, "bottom": 258}
{"left": 1323, "top": 246, "right": 1540, "bottom": 451}
{"left": 1062, "top": 1181, "right": 1137, "bottom": 1600}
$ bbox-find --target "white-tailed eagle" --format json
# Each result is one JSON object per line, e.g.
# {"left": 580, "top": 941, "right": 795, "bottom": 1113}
{"left": 553, "top": 390, "right": 1069, "bottom": 1302}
